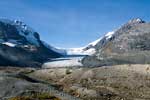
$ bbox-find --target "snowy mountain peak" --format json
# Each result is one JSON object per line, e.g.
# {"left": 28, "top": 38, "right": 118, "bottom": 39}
{"left": 0, "top": 19, "right": 31, "bottom": 31}
{"left": 0, "top": 18, "right": 39, "bottom": 46}
{"left": 128, "top": 18, "right": 145, "bottom": 24}
{"left": 13, "top": 19, "right": 39, "bottom": 46}
{"left": 13, "top": 19, "right": 35, "bottom": 32}
{"left": 14, "top": 19, "right": 28, "bottom": 30}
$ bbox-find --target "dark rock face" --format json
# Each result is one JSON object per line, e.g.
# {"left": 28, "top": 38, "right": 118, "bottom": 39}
{"left": 0, "top": 19, "right": 62, "bottom": 67}
{"left": 82, "top": 18, "right": 150, "bottom": 67}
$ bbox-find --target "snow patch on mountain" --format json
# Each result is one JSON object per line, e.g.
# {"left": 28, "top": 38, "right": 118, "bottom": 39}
{"left": 2, "top": 42, "right": 16, "bottom": 47}
{"left": 105, "top": 31, "right": 114, "bottom": 40}
{"left": 66, "top": 47, "right": 95, "bottom": 55}
{"left": 0, "top": 37, "right": 20, "bottom": 47}
{"left": 128, "top": 18, "right": 144, "bottom": 24}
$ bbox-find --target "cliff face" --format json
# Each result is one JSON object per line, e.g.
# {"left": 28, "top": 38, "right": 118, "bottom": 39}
{"left": 82, "top": 18, "right": 150, "bottom": 67}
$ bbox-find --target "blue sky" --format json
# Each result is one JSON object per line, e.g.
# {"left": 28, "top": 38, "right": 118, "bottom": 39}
{"left": 0, "top": 0, "right": 149, "bottom": 48}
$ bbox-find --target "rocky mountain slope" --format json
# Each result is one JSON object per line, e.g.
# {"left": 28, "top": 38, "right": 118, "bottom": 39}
{"left": 29, "top": 64, "right": 150, "bottom": 100}
{"left": 0, "top": 19, "right": 63, "bottom": 67}
{"left": 82, "top": 18, "right": 150, "bottom": 67}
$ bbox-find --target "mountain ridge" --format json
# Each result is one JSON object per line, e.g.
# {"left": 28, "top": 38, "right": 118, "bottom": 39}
{"left": 82, "top": 18, "right": 150, "bottom": 67}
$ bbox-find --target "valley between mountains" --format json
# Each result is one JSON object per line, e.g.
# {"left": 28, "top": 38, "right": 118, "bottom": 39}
{"left": 0, "top": 18, "right": 150, "bottom": 100}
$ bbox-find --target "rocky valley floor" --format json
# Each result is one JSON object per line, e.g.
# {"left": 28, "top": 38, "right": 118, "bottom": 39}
{"left": 0, "top": 64, "right": 150, "bottom": 100}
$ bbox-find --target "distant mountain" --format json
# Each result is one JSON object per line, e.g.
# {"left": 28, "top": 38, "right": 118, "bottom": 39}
{"left": 65, "top": 31, "right": 115, "bottom": 56}
{"left": 82, "top": 18, "right": 150, "bottom": 67}
{"left": 0, "top": 19, "right": 62, "bottom": 67}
